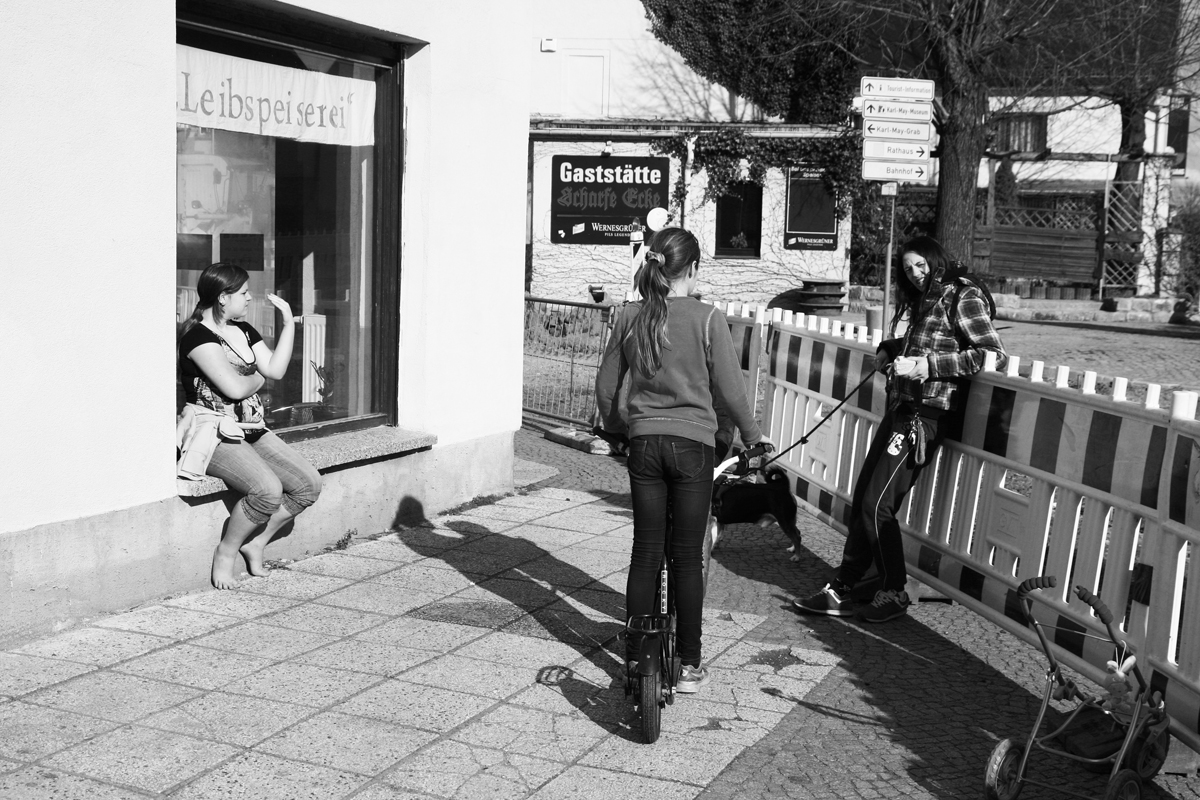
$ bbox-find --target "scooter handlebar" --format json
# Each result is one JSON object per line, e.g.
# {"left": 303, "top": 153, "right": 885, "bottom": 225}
{"left": 714, "top": 442, "right": 772, "bottom": 478}
{"left": 1074, "top": 585, "right": 1114, "bottom": 625}
{"left": 1017, "top": 575, "right": 1056, "bottom": 600}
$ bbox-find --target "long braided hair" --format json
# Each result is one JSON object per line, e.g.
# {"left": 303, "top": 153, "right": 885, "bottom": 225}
{"left": 630, "top": 227, "right": 700, "bottom": 376}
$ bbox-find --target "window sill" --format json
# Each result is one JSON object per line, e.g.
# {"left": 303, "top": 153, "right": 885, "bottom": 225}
{"left": 177, "top": 425, "right": 437, "bottom": 499}
{"left": 713, "top": 252, "right": 762, "bottom": 260}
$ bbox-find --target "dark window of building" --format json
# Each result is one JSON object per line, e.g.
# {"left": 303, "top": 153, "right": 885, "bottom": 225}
{"left": 176, "top": 4, "right": 405, "bottom": 439}
{"left": 994, "top": 114, "right": 1048, "bottom": 152}
{"left": 1168, "top": 96, "right": 1191, "bottom": 172}
{"left": 715, "top": 182, "right": 763, "bottom": 258}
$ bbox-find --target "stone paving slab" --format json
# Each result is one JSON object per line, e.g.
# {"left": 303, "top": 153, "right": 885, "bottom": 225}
{"left": 0, "top": 484, "right": 844, "bottom": 799}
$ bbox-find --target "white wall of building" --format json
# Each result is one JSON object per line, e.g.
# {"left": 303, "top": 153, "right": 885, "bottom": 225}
{"left": 529, "top": 0, "right": 753, "bottom": 122}
{"left": 0, "top": 0, "right": 531, "bottom": 532}
{"left": 529, "top": 140, "right": 849, "bottom": 303}
{"left": 979, "top": 96, "right": 1169, "bottom": 187}
{"left": 0, "top": 0, "right": 179, "bottom": 534}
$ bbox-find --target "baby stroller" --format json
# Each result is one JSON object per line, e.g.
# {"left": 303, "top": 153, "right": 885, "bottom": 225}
{"left": 985, "top": 576, "right": 1172, "bottom": 800}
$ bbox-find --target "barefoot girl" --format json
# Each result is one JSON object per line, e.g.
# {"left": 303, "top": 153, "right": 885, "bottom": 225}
{"left": 179, "top": 262, "right": 322, "bottom": 588}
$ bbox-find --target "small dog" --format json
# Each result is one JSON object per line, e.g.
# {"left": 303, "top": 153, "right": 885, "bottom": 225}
{"left": 711, "top": 467, "right": 803, "bottom": 560}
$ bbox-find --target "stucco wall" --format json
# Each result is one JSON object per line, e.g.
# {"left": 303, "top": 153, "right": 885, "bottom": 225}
{"left": 0, "top": 433, "right": 513, "bottom": 647}
{"left": 0, "top": 0, "right": 531, "bottom": 536}
{"left": 528, "top": 0, "right": 753, "bottom": 121}
{"left": 529, "top": 140, "right": 850, "bottom": 303}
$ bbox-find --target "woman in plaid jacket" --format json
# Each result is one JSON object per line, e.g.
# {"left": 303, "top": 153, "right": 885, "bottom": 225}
{"left": 795, "top": 235, "right": 1006, "bottom": 622}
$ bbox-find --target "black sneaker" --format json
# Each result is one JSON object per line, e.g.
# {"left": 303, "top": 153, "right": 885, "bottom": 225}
{"left": 793, "top": 583, "right": 855, "bottom": 616}
{"left": 858, "top": 589, "right": 911, "bottom": 623}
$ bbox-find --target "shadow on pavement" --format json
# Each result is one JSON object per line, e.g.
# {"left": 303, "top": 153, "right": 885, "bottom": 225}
{"left": 703, "top": 520, "right": 1193, "bottom": 800}
{"left": 387, "top": 498, "right": 642, "bottom": 740}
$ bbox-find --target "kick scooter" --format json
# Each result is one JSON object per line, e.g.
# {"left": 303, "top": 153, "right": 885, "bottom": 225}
{"left": 602, "top": 435, "right": 768, "bottom": 742}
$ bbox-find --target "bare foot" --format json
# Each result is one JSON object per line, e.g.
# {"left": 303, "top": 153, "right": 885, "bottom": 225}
{"left": 211, "top": 544, "right": 241, "bottom": 589}
{"left": 239, "top": 539, "right": 270, "bottom": 577}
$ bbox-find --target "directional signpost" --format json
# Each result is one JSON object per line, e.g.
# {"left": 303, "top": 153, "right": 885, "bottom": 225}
{"left": 857, "top": 76, "right": 938, "bottom": 326}
{"left": 862, "top": 161, "right": 929, "bottom": 182}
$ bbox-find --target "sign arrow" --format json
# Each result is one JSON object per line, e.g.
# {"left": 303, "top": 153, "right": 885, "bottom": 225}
{"left": 861, "top": 141, "right": 932, "bottom": 163}
{"left": 862, "top": 120, "right": 932, "bottom": 141}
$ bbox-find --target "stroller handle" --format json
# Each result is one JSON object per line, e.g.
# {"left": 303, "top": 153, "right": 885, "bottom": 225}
{"left": 1017, "top": 575, "right": 1057, "bottom": 600}
{"left": 1074, "top": 585, "right": 1114, "bottom": 625}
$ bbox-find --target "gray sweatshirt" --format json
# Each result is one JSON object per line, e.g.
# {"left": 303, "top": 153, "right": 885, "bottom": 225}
{"left": 595, "top": 296, "right": 762, "bottom": 448}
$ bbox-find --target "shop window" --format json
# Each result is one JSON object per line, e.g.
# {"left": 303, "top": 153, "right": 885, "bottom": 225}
{"left": 1168, "top": 96, "right": 1191, "bottom": 172}
{"left": 715, "top": 182, "right": 763, "bottom": 258}
{"left": 994, "top": 113, "right": 1048, "bottom": 152}
{"left": 176, "top": 8, "right": 403, "bottom": 439}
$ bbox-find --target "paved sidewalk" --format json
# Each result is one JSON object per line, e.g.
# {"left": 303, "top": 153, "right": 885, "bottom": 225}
{"left": 2, "top": 317, "right": 1198, "bottom": 799}
{"left": 4, "top": 431, "right": 1199, "bottom": 799}
{"left": 0, "top": 473, "right": 841, "bottom": 799}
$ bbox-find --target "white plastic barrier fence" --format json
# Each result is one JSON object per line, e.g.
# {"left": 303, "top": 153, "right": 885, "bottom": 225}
{"left": 715, "top": 301, "right": 768, "bottom": 416}
{"left": 760, "top": 316, "right": 1200, "bottom": 754}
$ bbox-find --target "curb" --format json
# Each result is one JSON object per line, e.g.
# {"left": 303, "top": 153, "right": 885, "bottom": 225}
{"left": 543, "top": 426, "right": 616, "bottom": 455}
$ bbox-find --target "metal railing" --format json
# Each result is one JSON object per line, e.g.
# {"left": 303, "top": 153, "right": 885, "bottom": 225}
{"left": 523, "top": 297, "right": 613, "bottom": 427}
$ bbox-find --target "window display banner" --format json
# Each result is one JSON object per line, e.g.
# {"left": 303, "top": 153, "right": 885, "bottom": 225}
{"left": 551, "top": 155, "right": 669, "bottom": 245}
{"left": 177, "top": 45, "right": 376, "bottom": 147}
{"left": 784, "top": 166, "right": 838, "bottom": 250}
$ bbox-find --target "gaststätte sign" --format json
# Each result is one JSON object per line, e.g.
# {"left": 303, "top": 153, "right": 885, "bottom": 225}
{"left": 177, "top": 45, "right": 376, "bottom": 147}
{"left": 550, "top": 155, "right": 669, "bottom": 245}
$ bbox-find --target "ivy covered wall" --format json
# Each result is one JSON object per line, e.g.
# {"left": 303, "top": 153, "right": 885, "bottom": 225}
{"left": 529, "top": 137, "right": 850, "bottom": 302}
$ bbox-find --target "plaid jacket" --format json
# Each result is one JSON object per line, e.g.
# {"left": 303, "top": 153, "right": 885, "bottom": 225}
{"left": 886, "top": 280, "right": 1006, "bottom": 412}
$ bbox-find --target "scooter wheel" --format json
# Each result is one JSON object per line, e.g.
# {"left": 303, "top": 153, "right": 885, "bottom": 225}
{"left": 984, "top": 738, "right": 1024, "bottom": 800}
{"left": 1103, "top": 768, "right": 1142, "bottom": 800}
{"left": 640, "top": 670, "right": 662, "bottom": 743}
{"left": 1126, "top": 729, "right": 1170, "bottom": 780}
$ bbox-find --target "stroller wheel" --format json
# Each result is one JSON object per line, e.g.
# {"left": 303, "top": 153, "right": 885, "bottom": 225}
{"left": 1126, "top": 729, "right": 1170, "bottom": 780}
{"left": 1103, "top": 768, "right": 1142, "bottom": 800}
{"left": 984, "top": 738, "right": 1025, "bottom": 800}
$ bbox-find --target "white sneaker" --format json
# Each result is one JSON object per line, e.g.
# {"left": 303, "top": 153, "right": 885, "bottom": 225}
{"left": 677, "top": 664, "right": 711, "bottom": 693}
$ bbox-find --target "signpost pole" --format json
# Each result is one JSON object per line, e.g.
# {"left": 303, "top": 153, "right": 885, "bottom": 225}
{"left": 883, "top": 192, "right": 896, "bottom": 332}
{"left": 856, "top": 75, "right": 937, "bottom": 333}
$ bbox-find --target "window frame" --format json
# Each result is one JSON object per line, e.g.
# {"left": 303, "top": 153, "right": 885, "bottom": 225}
{"left": 993, "top": 113, "right": 1049, "bottom": 153}
{"left": 713, "top": 181, "right": 764, "bottom": 259}
{"left": 1168, "top": 95, "right": 1191, "bottom": 174}
{"left": 176, "top": 2, "right": 405, "bottom": 442}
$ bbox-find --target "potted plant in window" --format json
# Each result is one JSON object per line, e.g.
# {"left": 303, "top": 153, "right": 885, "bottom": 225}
{"left": 1046, "top": 281, "right": 1061, "bottom": 300}
{"left": 1030, "top": 277, "right": 1047, "bottom": 300}
{"left": 311, "top": 361, "right": 347, "bottom": 421}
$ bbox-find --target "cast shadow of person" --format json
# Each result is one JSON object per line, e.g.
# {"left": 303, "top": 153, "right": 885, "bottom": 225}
{"left": 389, "top": 495, "right": 644, "bottom": 739}
{"left": 706, "top": 514, "right": 1189, "bottom": 799}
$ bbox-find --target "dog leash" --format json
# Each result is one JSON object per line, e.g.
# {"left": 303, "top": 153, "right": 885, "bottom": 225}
{"left": 760, "top": 369, "right": 878, "bottom": 470}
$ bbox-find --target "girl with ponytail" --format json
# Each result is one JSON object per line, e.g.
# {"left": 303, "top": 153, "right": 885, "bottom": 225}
{"left": 596, "top": 226, "right": 771, "bottom": 694}
{"left": 178, "top": 263, "right": 322, "bottom": 589}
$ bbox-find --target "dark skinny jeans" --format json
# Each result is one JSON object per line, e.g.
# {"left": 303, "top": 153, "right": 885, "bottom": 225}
{"left": 835, "top": 407, "right": 946, "bottom": 593}
{"left": 625, "top": 434, "right": 714, "bottom": 667}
